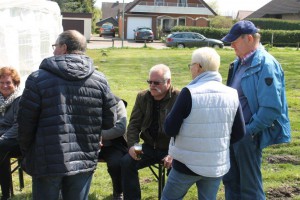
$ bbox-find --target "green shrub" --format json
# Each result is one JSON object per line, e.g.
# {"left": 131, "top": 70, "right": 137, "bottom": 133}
{"left": 248, "top": 18, "right": 300, "bottom": 30}
{"left": 171, "top": 26, "right": 300, "bottom": 47}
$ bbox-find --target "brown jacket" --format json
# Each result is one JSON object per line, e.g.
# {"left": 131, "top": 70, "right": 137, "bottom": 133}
{"left": 126, "top": 86, "right": 180, "bottom": 150}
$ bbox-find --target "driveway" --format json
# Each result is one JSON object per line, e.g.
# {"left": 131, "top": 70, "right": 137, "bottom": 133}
{"left": 87, "top": 35, "right": 168, "bottom": 49}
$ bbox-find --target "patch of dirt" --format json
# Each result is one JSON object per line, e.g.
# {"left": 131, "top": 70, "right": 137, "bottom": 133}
{"left": 141, "top": 177, "right": 153, "bottom": 184}
{"left": 267, "top": 185, "right": 300, "bottom": 199}
{"left": 267, "top": 155, "right": 300, "bottom": 165}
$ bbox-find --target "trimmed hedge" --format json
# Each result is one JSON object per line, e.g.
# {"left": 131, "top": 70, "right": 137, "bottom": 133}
{"left": 171, "top": 26, "right": 300, "bottom": 47}
{"left": 248, "top": 18, "right": 300, "bottom": 31}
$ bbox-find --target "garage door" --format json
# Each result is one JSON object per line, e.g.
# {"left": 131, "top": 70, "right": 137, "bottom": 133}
{"left": 127, "top": 17, "right": 152, "bottom": 39}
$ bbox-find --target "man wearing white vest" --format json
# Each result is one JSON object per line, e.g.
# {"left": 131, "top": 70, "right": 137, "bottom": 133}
{"left": 161, "top": 47, "right": 246, "bottom": 200}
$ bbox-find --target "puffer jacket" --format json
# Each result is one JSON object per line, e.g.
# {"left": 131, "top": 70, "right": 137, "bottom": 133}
{"left": 17, "top": 54, "right": 116, "bottom": 177}
{"left": 126, "top": 86, "right": 179, "bottom": 150}
{"left": 0, "top": 96, "right": 20, "bottom": 139}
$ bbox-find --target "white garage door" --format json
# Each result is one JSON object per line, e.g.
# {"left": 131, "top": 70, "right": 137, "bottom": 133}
{"left": 127, "top": 17, "right": 152, "bottom": 39}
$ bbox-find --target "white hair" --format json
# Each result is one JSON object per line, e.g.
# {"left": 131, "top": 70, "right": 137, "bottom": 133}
{"left": 149, "top": 64, "right": 171, "bottom": 80}
{"left": 191, "top": 47, "right": 220, "bottom": 71}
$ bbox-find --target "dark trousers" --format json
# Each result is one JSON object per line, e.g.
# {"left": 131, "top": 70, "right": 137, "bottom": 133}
{"left": 0, "top": 138, "right": 20, "bottom": 198}
{"left": 98, "top": 146, "right": 126, "bottom": 196}
{"left": 120, "top": 143, "right": 168, "bottom": 200}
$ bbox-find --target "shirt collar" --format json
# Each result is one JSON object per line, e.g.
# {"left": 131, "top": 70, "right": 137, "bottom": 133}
{"left": 240, "top": 50, "right": 256, "bottom": 65}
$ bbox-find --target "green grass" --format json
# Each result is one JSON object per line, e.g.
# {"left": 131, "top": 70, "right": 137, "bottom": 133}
{"left": 10, "top": 47, "right": 300, "bottom": 199}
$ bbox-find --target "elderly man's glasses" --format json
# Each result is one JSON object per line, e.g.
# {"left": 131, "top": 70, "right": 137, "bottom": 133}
{"left": 147, "top": 80, "right": 165, "bottom": 85}
{"left": 52, "top": 44, "right": 59, "bottom": 50}
{"left": 188, "top": 63, "right": 201, "bottom": 69}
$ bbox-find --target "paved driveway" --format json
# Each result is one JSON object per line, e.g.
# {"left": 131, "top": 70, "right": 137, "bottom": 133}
{"left": 88, "top": 35, "right": 168, "bottom": 49}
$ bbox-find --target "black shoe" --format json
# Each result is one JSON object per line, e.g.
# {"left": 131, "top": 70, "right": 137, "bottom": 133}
{"left": 113, "top": 193, "right": 123, "bottom": 200}
{"left": 1, "top": 196, "right": 10, "bottom": 200}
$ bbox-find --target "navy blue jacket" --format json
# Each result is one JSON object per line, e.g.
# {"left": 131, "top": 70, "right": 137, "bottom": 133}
{"left": 18, "top": 54, "right": 116, "bottom": 177}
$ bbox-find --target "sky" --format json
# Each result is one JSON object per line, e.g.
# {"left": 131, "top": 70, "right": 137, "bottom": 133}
{"left": 95, "top": 0, "right": 272, "bottom": 17}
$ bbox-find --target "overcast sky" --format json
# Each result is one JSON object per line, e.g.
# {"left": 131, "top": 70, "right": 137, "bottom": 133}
{"left": 95, "top": 0, "right": 272, "bottom": 17}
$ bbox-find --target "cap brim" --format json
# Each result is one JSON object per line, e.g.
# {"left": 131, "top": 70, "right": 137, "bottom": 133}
{"left": 221, "top": 34, "right": 240, "bottom": 43}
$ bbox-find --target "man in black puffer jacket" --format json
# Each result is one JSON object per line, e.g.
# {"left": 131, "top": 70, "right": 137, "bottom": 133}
{"left": 17, "top": 30, "right": 116, "bottom": 200}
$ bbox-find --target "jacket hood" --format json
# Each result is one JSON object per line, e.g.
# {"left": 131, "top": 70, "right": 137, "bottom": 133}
{"left": 39, "top": 54, "right": 95, "bottom": 81}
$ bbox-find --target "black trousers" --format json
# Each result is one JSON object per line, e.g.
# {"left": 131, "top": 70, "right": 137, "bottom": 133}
{"left": 98, "top": 145, "right": 126, "bottom": 196}
{"left": 0, "top": 138, "right": 20, "bottom": 198}
{"left": 120, "top": 143, "right": 168, "bottom": 200}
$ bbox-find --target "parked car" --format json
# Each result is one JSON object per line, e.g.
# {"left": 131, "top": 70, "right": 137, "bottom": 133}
{"left": 99, "top": 24, "right": 115, "bottom": 37}
{"left": 165, "top": 32, "right": 224, "bottom": 48}
{"left": 134, "top": 27, "right": 154, "bottom": 42}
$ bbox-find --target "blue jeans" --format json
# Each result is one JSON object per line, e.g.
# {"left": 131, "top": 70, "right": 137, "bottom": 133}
{"left": 32, "top": 171, "right": 94, "bottom": 200}
{"left": 223, "top": 133, "right": 265, "bottom": 200}
{"left": 161, "top": 168, "right": 222, "bottom": 200}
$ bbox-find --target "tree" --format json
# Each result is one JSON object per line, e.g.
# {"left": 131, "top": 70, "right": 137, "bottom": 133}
{"left": 50, "top": 0, "right": 100, "bottom": 33}
{"left": 210, "top": 16, "right": 233, "bottom": 28}
{"left": 206, "top": 0, "right": 220, "bottom": 15}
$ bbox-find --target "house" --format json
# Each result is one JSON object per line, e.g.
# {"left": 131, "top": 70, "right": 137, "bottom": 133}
{"left": 102, "top": 1, "right": 126, "bottom": 20}
{"left": 62, "top": 12, "right": 92, "bottom": 41}
{"left": 99, "top": 1, "right": 127, "bottom": 27}
{"left": 236, "top": 10, "right": 253, "bottom": 20}
{"left": 114, "top": 0, "right": 217, "bottom": 39}
{"left": 246, "top": 0, "right": 300, "bottom": 20}
{"left": 96, "top": 17, "right": 118, "bottom": 27}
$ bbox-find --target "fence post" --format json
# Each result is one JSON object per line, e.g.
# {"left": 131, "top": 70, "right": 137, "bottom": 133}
{"left": 297, "top": 42, "right": 299, "bottom": 51}
{"left": 112, "top": 39, "right": 114, "bottom": 48}
{"left": 271, "top": 33, "right": 274, "bottom": 47}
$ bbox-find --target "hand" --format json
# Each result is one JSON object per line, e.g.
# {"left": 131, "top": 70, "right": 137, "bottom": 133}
{"left": 99, "top": 136, "right": 103, "bottom": 149}
{"left": 129, "top": 146, "right": 143, "bottom": 160}
{"left": 162, "top": 155, "right": 173, "bottom": 169}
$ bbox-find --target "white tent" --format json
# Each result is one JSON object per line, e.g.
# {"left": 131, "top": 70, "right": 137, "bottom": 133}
{"left": 0, "top": 0, "right": 63, "bottom": 84}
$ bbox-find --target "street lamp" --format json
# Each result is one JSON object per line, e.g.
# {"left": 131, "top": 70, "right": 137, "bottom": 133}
{"left": 122, "top": 0, "right": 125, "bottom": 48}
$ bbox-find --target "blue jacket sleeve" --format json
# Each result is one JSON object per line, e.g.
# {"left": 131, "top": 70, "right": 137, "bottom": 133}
{"left": 164, "top": 87, "right": 191, "bottom": 137}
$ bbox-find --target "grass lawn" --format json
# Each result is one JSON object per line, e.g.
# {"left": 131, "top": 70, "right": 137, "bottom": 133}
{"left": 10, "top": 47, "right": 300, "bottom": 200}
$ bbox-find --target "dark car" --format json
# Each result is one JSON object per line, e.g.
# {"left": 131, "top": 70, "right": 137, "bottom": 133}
{"left": 99, "top": 24, "right": 115, "bottom": 37}
{"left": 166, "top": 32, "right": 224, "bottom": 48}
{"left": 134, "top": 27, "right": 154, "bottom": 42}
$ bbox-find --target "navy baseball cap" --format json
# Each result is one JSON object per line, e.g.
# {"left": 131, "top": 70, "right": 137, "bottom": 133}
{"left": 221, "top": 20, "right": 258, "bottom": 43}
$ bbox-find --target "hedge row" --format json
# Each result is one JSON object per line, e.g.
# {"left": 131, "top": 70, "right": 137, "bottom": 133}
{"left": 171, "top": 26, "right": 300, "bottom": 47}
{"left": 248, "top": 18, "right": 300, "bottom": 31}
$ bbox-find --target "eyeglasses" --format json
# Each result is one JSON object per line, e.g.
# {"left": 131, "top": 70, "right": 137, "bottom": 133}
{"left": 146, "top": 80, "right": 165, "bottom": 85}
{"left": 188, "top": 63, "right": 201, "bottom": 69}
{"left": 52, "top": 44, "right": 59, "bottom": 50}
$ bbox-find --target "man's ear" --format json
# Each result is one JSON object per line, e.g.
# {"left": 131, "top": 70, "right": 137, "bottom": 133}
{"left": 247, "top": 34, "right": 254, "bottom": 42}
{"left": 167, "top": 78, "right": 171, "bottom": 84}
{"left": 62, "top": 44, "right": 68, "bottom": 54}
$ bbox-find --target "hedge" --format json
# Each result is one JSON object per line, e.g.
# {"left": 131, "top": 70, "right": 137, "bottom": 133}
{"left": 248, "top": 18, "right": 300, "bottom": 31}
{"left": 171, "top": 26, "right": 300, "bottom": 47}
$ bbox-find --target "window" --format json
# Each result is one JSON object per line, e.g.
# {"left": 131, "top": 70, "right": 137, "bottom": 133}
{"left": 178, "top": 0, "right": 187, "bottom": 7}
{"left": 155, "top": 0, "right": 164, "bottom": 6}
{"left": 178, "top": 18, "right": 185, "bottom": 26}
{"left": 162, "top": 19, "right": 176, "bottom": 32}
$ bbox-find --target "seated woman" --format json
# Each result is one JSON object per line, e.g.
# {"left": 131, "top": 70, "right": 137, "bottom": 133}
{"left": 0, "top": 66, "right": 21, "bottom": 200}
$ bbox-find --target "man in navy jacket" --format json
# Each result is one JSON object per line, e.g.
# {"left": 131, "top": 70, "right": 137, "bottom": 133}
{"left": 18, "top": 30, "right": 116, "bottom": 200}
